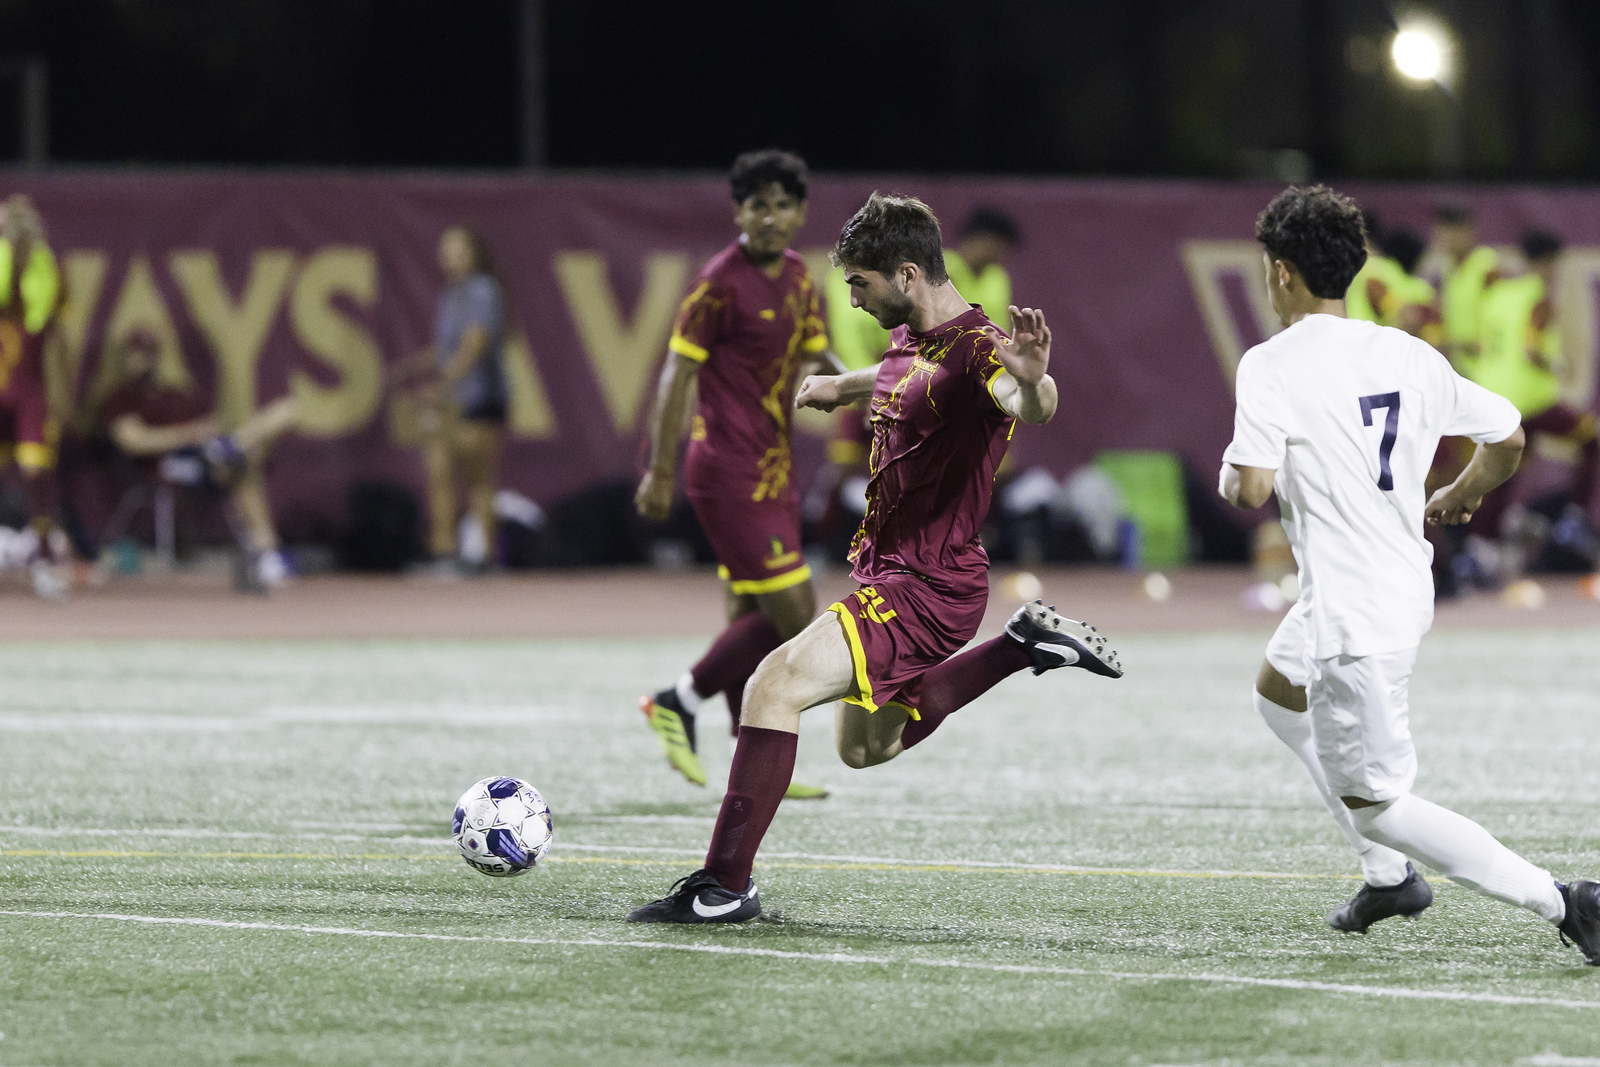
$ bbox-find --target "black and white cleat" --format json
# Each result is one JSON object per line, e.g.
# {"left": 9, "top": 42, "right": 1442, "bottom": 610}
{"left": 1003, "top": 600, "right": 1123, "bottom": 678}
{"left": 1327, "top": 862, "right": 1434, "bottom": 933}
{"left": 626, "top": 869, "right": 761, "bottom": 925}
{"left": 1557, "top": 879, "right": 1600, "bottom": 965}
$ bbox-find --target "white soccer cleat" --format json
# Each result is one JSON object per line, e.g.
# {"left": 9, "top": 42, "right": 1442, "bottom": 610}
{"left": 1003, "top": 600, "right": 1123, "bottom": 678}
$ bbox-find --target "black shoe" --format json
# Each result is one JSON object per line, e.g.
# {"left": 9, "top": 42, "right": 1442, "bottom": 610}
{"left": 1557, "top": 880, "right": 1600, "bottom": 965}
{"left": 1003, "top": 600, "right": 1123, "bottom": 678}
{"left": 1327, "top": 863, "right": 1434, "bottom": 933}
{"left": 626, "top": 869, "right": 760, "bottom": 924}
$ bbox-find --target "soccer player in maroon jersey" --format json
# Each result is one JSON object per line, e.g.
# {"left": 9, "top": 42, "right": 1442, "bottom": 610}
{"left": 629, "top": 193, "right": 1123, "bottom": 924}
{"left": 635, "top": 150, "right": 838, "bottom": 798}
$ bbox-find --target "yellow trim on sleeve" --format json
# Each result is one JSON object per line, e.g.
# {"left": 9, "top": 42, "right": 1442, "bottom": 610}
{"left": 802, "top": 333, "right": 830, "bottom": 354}
{"left": 722, "top": 564, "right": 812, "bottom": 596}
{"left": 15, "top": 441, "right": 56, "bottom": 472}
{"left": 828, "top": 602, "right": 877, "bottom": 712}
{"left": 669, "top": 334, "right": 709, "bottom": 363}
{"left": 985, "top": 366, "right": 1009, "bottom": 411}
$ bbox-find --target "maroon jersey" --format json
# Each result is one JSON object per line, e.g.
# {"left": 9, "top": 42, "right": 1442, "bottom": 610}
{"left": 100, "top": 381, "right": 210, "bottom": 430}
{"left": 669, "top": 242, "right": 828, "bottom": 502}
{"left": 849, "top": 305, "right": 1014, "bottom": 599}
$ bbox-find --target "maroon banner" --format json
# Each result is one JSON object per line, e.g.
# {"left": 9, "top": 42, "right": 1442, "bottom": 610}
{"left": 5, "top": 171, "right": 1598, "bottom": 541}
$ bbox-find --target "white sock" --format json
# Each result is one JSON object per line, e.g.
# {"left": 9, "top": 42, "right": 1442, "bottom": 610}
{"left": 674, "top": 672, "right": 706, "bottom": 714}
{"left": 1254, "top": 691, "right": 1410, "bottom": 887}
{"left": 1350, "top": 793, "right": 1566, "bottom": 923}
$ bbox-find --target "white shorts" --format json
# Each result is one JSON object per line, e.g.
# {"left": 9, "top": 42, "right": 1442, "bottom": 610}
{"left": 1265, "top": 599, "right": 1314, "bottom": 688}
{"left": 1307, "top": 648, "right": 1419, "bottom": 803}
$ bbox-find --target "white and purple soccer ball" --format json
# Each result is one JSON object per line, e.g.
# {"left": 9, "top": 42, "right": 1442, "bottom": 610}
{"left": 452, "top": 776, "right": 553, "bottom": 877}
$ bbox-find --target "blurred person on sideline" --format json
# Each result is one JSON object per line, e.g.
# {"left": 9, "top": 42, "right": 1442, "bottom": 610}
{"left": 634, "top": 149, "right": 841, "bottom": 799}
{"left": 0, "top": 193, "right": 70, "bottom": 598}
{"left": 944, "top": 205, "right": 1020, "bottom": 330}
{"left": 412, "top": 226, "right": 508, "bottom": 574}
{"left": 1429, "top": 203, "right": 1500, "bottom": 372}
{"left": 1467, "top": 229, "right": 1599, "bottom": 575}
{"left": 1345, "top": 211, "right": 1438, "bottom": 340}
{"left": 96, "top": 328, "right": 301, "bottom": 592}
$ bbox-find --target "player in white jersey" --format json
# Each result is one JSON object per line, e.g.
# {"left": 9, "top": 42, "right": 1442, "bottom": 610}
{"left": 1220, "top": 185, "right": 1598, "bottom": 964}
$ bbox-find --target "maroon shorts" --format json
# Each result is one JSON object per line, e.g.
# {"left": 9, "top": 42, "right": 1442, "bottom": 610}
{"left": 688, "top": 490, "right": 810, "bottom": 595}
{"left": 828, "top": 573, "right": 988, "bottom": 717}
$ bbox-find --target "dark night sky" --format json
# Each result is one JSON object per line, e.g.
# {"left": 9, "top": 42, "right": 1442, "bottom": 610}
{"left": 3, "top": 0, "right": 1600, "bottom": 179}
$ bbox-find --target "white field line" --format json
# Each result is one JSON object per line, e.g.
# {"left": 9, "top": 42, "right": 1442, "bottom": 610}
{"left": 0, "top": 706, "right": 581, "bottom": 731}
{"left": 2, "top": 909, "right": 1595, "bottom": 1012}
{"left": 1520, "top": 1057, "right": 1600, "bottom": 1066}
{"left": 0, "top": 828, "right": 1361, "bottom": 881}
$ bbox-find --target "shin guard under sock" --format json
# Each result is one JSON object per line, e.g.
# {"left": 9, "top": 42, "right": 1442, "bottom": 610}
{"left": 1253, "top": 691, "right": 1410, "bottom": 887}
{"left": 704, "top": 725, "right": 797, "bottom": 892}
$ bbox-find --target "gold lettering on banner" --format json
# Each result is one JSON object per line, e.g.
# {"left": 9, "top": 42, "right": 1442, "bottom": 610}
{"left": 1180, "top": 240, "right": 1281, "bottom": 387}
{"left": 503, "top": 328, "right": 557, "bottom": 438}
{"left": 288, "top": 247, "right": 382, "bottom": 438}
{"left": 48, "top": 251, "right": 108, "bottom": 426}
{"left": 169, "top": 249, "right": 296, "bottom": 428}
{"left": 553, "top": 250, "right": 689, "bottom": 434}
{"left": 87, "top": 255, "right": 193, "bottom": 414}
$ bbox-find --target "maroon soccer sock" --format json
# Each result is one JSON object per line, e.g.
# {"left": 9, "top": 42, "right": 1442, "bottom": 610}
{"left": 899, "top": 636, "right": 1033, "bottom": 750}
{"left": 704, "top": 725, "right": 797, "bottom": 891}
{"left": 689, "top": 612, "right": 782, "bottom": 700}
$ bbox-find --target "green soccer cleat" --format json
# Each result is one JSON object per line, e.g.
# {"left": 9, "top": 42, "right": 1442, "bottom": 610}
{"left": 783, "top": 781, "right": 830, "bottom": 800}
{"left": 640, "top": 690, "right": 707, "bottom": 786}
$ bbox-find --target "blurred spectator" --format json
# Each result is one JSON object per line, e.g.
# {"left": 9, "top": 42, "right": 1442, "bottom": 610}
{"left": 1346, "top": 211, "right": 1438, "bottom": 340}
{"left": 1429, "top": 203, "right": 1500, "bottom": 371}
{"left": 945, "top": 205, "right": 1020, "bottom": 330}
{"left": 412, "top": 226, "right": 508, "bottom": 571}
{"left": 96, "top": 328, "right": 301, "bottom": 591}
{"left": 0, "top": 193, "right": 69, "bottom": 598}
{"left": 1469, "top": 229, "right": 1598, "bottom": 574}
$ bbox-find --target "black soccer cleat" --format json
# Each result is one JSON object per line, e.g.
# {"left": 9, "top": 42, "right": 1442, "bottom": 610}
{"left": 1327, "top": 863, "right": 1434, "bottom": 933}
{"left": 1003, "top": 600, "right": 1123, "bottom": 678}
{"left": 1557, "top": 879, "right": 1600, "bottom": 965}
{"left": 626, "top": 869, "right": 761, "bottom": 924}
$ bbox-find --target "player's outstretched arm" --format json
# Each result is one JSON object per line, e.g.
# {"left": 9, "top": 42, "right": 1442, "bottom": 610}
{"left": 985, "top": 306, "right": 1058, "bottom": 425}
{"left": 635, "top": 353, "right": 700, "bottom": 521}
{"left": 1425, "top": 425, "right": 1526, "bottom": 526}
{"left": 795, "top": 366, "right": 877, "bottom": 412}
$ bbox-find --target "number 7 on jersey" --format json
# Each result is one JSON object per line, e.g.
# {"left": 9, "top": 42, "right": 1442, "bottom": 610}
{"left": 1359, "top": 392, "right": 1401, "bottom": 491}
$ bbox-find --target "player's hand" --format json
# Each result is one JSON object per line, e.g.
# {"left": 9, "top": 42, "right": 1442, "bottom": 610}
{"left": 1425, "top": 486, "right": 1482, "bottom": 526}
{"left": 795, "top": 374, "right": 845, "bottom": 412}
{"left": 985, "top": 306, "right": 1051, "bottom": 385}
{"left": 635, "top": 471, "right": 674, "bottom": 521}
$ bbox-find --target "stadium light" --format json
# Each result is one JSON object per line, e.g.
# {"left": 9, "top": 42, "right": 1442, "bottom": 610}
{"left": 1391, "top": 19, "right": 1452, "bottom": 85}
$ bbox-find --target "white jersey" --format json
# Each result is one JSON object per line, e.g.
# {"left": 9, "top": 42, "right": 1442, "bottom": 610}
{"left": 1224, "top": 314, "right": 1520, "bottom": 658}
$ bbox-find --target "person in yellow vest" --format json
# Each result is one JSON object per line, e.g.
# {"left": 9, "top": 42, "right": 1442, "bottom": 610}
{"left": 1430, "top": 203, "right": 1500, "bottom": 372}
{"left": 0, "top": 194, "right": 69, "bottom": 598}
{"left": 1469, "top": 230, "right": 1598, "bottom": 570}
{"left": 944, "top": 206, "right": 1019, "bottom": 330}
{"left": 1344, "top": 213, "right": 1439, "bottom": 341}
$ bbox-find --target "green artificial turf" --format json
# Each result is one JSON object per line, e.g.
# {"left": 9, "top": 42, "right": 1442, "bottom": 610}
{"left": 1, "top": 629, "right": 1598, "bottom": 1066}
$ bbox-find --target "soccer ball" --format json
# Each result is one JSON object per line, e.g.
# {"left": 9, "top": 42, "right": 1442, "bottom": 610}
{"left": 451, "top": 776, "right": 553, "bottom": 877}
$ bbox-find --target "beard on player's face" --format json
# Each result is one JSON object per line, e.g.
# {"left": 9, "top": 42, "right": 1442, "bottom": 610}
{"left": 868, "top": 277, "right": 916, "bottom": 328}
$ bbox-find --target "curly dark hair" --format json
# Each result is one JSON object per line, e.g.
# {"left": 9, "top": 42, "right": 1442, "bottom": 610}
{"left": 730, "top": 149, "right": 808, "bottom": 203}
{"left": 831, "top": 191, "right": 948, "bottom": 284}
{"left": 1254, "top": 185, "right": 1368, "bottom": 299}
